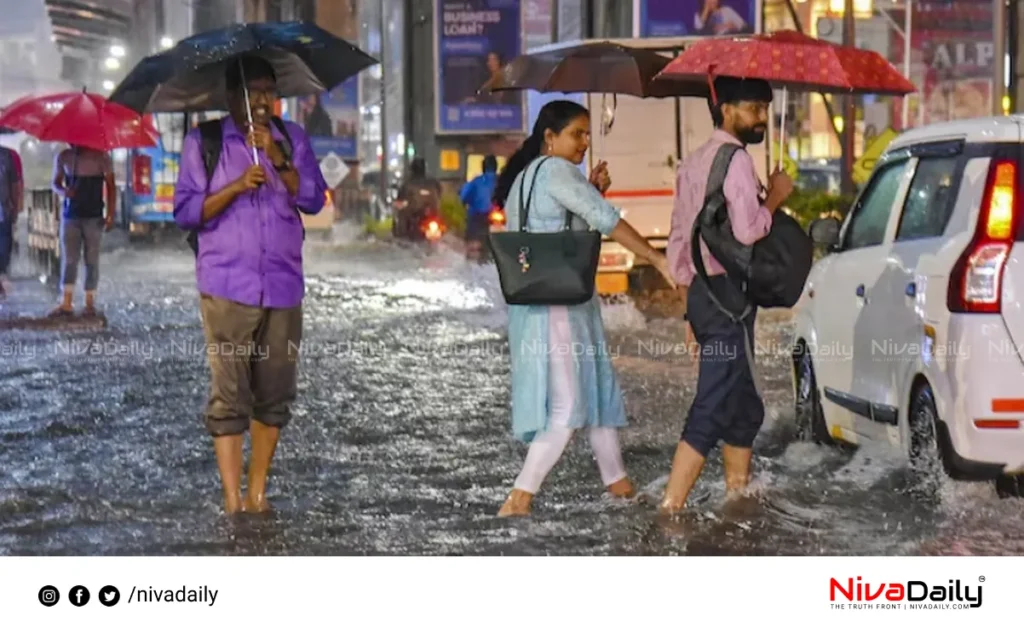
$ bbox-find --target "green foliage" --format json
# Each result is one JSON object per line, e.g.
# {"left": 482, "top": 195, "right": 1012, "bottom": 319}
{"left": 783, "top": 188, "right": 856, "bottom": 230}
{"left": 440, "top": 192, "right": 466, "bottom": 235}
{"left": 362, "top": 214, "right": 393, "bottom": 239}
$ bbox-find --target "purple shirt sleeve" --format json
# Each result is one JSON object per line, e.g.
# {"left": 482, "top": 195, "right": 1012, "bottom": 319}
{"left": 173, "top": 129, "right": 207, "bottom": 231}
{"left": 286, "top": 124, "right": 328, "bottom": 214}
{"left": 723, "top": 149, "right": 772, "bottom": 245}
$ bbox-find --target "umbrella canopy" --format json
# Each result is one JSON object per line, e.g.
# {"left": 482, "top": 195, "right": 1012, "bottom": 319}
{"left": 657, "top": 30, "right": 916, "bottom": 96}
{"left": 0, "top": 91, "right": 159, "bottom": 151}
{"left": 109, "top": 21, "right": 378, "bottom": 113}
{"left": 486, "top": 41, "right": 710, "bottom": 99}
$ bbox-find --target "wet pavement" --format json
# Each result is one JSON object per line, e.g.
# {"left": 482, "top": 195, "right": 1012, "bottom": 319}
{"left": 1, "top": 227, "right": 1023, "bottom": 555}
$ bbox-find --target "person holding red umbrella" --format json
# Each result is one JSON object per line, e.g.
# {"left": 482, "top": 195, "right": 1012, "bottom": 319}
{"left": 49, "top": 144, "right": 117, "bottom": 317}
{"left": 0, "top": 90, "right": 158, "bottom": 316}
{"left": 661, "top": 76, "right": 794, "bottom": 514}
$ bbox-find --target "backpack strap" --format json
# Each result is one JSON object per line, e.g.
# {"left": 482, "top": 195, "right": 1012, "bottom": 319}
{"left": 270, "top": 116, "right": 293, "bottom": 162}
{"left": 198, "top": 119, "right": 224, "bottom": 186}
{"left": 186, "top": 120, "right": 224, "bottom": 256}
{"left": 689, "top": 142, "right": 752, "bottom": 324}
{"left": 269, "top": 116, "right": 305, "bottom": 239}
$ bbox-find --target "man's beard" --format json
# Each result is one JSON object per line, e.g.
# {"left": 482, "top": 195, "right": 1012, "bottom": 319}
{"left": 737, "top": 125, "right": 766, "bottom": 145}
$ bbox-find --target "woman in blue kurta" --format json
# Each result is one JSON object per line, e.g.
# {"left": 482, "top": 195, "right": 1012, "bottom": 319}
{"left": 493, "top": 101, "right": 677, "bottom": 517}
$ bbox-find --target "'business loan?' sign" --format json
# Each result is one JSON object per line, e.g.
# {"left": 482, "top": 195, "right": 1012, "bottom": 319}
{"left": 435, "top": 0, "right": 525, "bottom": 134}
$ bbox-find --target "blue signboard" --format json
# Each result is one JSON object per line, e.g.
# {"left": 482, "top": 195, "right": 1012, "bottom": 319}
{"left": 641, "top": 0, "right": 759, "bottom": 38}
{"left": 435, "top": 0, "right": 525, "bottom": 134}
{"left": 297, "top": 74, "right": 360, "bottom": 160}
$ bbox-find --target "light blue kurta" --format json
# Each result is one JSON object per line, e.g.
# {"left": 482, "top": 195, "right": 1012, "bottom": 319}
{"left": 503, "top": 156, "right": 627, "bottom": 443}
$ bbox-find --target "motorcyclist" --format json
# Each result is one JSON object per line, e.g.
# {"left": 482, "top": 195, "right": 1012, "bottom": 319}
{"left": 394, "top": 158, "right": 442, "bottom": 240}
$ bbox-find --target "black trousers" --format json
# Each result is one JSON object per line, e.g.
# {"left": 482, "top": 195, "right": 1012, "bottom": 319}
{"left": 681, "top": 274, "right": 764, "bottom": 456}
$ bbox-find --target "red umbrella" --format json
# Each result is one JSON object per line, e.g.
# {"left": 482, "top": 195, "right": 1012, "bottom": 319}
{"left": 0, "top": 91, "right": 159, "bottom": 151}
{"left": 656, "top": 30, "right": 916, "bottom": 170}
{"left": 656, "top": 30, "right": 916, "bottom": 96}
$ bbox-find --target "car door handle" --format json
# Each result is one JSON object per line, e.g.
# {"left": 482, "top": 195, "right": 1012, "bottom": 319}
{"left": 905, "top": 281, "right": 916, "bottom": 297}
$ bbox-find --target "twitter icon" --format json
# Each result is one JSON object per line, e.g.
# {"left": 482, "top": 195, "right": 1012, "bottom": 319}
{"left": 99, "top": 585, "right": 120, "bottom": 607}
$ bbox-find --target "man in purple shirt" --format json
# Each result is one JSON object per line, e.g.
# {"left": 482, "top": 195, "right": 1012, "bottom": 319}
{"left": 174, "top": 56, "right": 328, "bottom": 514}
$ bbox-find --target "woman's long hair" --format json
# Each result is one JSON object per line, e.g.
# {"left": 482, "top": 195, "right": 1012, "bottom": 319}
{"left": 492, "top": 100, "right": 589, "bottom": 208}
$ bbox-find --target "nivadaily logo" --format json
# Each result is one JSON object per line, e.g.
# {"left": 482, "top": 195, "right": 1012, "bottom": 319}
{"left": 829, "top": 576, "right": 984, "bottom": 610}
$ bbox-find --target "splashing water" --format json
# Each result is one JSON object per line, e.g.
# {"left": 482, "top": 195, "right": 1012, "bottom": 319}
{"left": 1, "top": 238, "right": 1023, "bottom": 555}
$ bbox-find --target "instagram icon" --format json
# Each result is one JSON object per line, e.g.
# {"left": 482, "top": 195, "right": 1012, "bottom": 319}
{"left": 38, "top": 585, "right": 60, "bottom": 607}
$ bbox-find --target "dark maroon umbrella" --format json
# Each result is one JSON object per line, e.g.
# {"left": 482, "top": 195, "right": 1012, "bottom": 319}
{"left": 482, "top": 41, "right": 710, "bottom": 99}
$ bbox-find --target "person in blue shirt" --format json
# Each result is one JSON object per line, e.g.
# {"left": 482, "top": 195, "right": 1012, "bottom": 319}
{"left": 460, "top": 155, "right": 498, "bottom": 261}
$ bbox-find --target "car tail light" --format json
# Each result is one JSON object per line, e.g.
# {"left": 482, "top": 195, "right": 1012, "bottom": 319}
{"left": 600, "top": 252, "right": 630, "bottom": 268}
{"left": 132, "top": 154, "right": 152, "bottom": 195}
{"left": 948, "top": 159, "right": 1019, "bottom": 313}
{"left": 973, "top": 419, "right": 1021, "bottom": 429}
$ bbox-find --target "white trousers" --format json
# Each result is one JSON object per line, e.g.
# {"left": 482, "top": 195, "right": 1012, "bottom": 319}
{"left": 513, "top": 306, "right": 627, "bottom": 494}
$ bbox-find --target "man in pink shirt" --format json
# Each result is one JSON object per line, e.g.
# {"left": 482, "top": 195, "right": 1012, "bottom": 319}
{"left": 661, "top": 76, "right": 794, "bottom": 513}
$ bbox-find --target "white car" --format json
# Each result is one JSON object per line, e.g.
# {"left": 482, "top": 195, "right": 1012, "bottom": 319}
{"left": 792, "top": 115, "right": 1024, "bottom": 497}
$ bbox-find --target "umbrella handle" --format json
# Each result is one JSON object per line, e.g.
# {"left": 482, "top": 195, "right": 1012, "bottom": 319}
{"left": 240, "top": 61, "right": 260, "bottom": 166}
{"left": 777, "top": 86, "right": 787, "bottom": 173}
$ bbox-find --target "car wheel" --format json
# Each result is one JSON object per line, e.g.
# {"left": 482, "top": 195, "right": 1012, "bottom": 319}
{"left": 794, "top": 350, "right": 831, "bottom": 445}
{"left": 908, "top": 383, "right": 949, "bottom": 486}
{"left": 995, "top": 474, "right": 1024, "bottom": 498}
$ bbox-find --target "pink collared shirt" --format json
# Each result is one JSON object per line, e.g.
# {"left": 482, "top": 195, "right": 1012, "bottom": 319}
{"left": 666, "top": 129, "right": 773, "bottom": 287}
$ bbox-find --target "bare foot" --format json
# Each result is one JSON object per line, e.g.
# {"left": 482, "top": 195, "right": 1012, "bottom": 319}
{"left": 243, "top": 492, "right": 271, "bottom": 514}
{"left": 497, "top": 489, "right": 533, "bottom": 517}
{"left": 607, "top": 477, "right": 636, "bottom": 499}
{"left": 658, "top": 497, "right": 686, "bottom": 516}
{"left": 725, "top": 486, "right": 749, "bottom": 503}
{"left": 223, "top": 490, "right": 243, "bottom": 515}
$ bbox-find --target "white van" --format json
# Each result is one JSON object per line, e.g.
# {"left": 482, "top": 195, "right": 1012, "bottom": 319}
{"left": 524, "top": 37, "right": 770, "bottom": 295}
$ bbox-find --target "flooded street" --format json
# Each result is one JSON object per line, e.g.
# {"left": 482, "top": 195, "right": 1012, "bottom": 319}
{"left": 2, "top": 232, "right": 1023, "bottom": 555}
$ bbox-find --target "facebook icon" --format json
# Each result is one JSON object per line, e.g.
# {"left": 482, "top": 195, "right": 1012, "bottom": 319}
{"left": 69, "top": 585, "right": 90, "bottom": 606}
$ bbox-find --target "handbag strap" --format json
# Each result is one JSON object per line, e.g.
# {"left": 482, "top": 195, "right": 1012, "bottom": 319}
{"left": 517, "top": 157, "right": 551, "bottom": 232}
{"left": 518, "top": 156, "right": 578, "bottom": 233}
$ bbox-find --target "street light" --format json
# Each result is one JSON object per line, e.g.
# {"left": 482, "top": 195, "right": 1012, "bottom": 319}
{"left": 829, "top": 0, "right": 874, "bottom": 18}
{"left": 104, "top": 57, "right": 121, "bottom": 71}
{"left": 102, "top": 80, "right": 115, "bottom": 91}
{"left": 160, "top": 36, "right": 174, "bottom": 50}
{"left": 110, "top": 44, "right": 126, "bottom": 58}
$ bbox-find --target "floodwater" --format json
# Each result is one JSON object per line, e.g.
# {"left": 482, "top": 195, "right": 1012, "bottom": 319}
{"left": 1, "top": 229, "right": 1023, "bottom": 555}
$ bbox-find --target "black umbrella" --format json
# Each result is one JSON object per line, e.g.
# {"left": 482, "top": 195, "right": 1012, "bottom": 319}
{"left": 484, "top": 41, "right": 710, "bottom": 99}
{"left": 109, "top": 21, "right": 378, "bottom": 113}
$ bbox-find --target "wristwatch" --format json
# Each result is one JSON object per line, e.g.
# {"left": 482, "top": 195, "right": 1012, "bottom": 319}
{"left": 273, "top": 158, "right": 292, "bottom": 172}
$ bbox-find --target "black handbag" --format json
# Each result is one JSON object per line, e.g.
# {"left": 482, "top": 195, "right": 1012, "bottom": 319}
{"left": 488, "top": 157, "right": 602, "bottom": 306}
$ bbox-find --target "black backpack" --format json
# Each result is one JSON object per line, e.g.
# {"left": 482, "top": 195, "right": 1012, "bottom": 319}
{"left": 185, "top": 116, "right": 302, "bottom": 255}
{"left": 690, "top": 143, "right": 813, "bottom": 321}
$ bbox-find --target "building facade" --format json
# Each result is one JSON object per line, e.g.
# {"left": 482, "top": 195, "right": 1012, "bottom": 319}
{"left": 115, "top": 1, "right": 1006, "bottom": 192}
